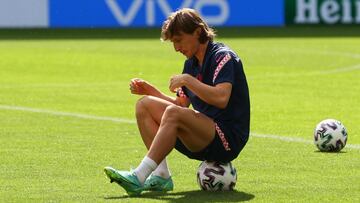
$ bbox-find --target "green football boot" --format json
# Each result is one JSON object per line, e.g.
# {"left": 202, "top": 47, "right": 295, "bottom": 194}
{"left": 143, "top": 174, "right": 174, "bottom": 192}
{"left": 104, "top": 166, "right": 144, "bottom": 196}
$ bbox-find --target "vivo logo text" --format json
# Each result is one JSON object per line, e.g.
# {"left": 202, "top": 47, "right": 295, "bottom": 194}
{"left": 105, "top": 0, "right": 229, "bottom": 26}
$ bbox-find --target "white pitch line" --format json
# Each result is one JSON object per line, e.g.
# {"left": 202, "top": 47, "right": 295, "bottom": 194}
{"left": 307, "top": 50, "right": 360, "bottom": 60}
{"left": 0, "top": 104, "right": 359, "bottom": 150}
{"left": 250, "top": 133, "right": 360, "bottom": 150}
{"left": 318, "top": 63, "right": 360, "bottom": 74}
{"left": 263, "top": 46, "right": 360, "bottom": 60}
{"left": 0, "top": 82, "right": 124, "bottom": 90}
{"left": 250, "top": 133, "right": 313, "bottom": 144}
{"left": 0, "top": 104, "right": 136, "bottom": 124}
{"left": 248, "top": 63, "right": 360, "bottom": 80}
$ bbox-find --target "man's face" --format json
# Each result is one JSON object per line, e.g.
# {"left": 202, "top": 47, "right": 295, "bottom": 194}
{"left": 171, "top": 30, "right": 200, "bottom": 59}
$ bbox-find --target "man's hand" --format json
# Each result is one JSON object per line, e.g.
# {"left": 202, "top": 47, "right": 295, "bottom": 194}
{"left": 129, "top": 78, "right": 155, "bottom": 95}
{"left": 169, "top": 74, "right": 190, "bottom": 93}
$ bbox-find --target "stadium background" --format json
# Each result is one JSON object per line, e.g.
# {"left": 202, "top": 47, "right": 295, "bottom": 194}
{"left": 1, "top": 0, "right": 359, "bottom": 28}
{"left": 1, "top": 0, "right": 359, "bottom": 202}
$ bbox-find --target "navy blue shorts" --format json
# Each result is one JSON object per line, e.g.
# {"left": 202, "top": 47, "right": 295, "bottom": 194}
{"left": 174, "top": 122, "right": 247, "bottom": 162}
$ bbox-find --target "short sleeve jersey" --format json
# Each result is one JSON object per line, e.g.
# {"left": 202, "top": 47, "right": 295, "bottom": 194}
{"left": 181, "top": 41, "right": 250, "bottom": 141}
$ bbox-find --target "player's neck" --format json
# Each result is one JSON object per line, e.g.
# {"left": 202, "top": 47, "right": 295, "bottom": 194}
{"left": 195, "top": 41, "right": 209, "bottom": 67}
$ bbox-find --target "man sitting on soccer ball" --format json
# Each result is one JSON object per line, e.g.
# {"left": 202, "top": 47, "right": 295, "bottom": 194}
{"left": 104, "top": 8, "right": 250, "bottom": 196}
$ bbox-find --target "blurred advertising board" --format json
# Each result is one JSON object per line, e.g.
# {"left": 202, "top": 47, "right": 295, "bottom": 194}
{"left": 49, "top": 0, "right": 284, "bottom": 27}
{"left": 0, "top": 0, "right": 48, "bottom": 27}
{"left": 2, "top": 0, "right": 359, "bottom": 28}
{"left": 286, "top": 0, "right": 360, "bottom": 25}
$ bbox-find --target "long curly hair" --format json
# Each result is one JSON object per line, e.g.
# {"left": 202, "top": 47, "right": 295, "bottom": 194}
{"left": 161, "top": 8, "right": 216, "bottom": 44}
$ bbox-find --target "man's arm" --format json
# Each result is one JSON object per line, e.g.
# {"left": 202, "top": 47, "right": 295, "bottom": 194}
{"left": 147, "top": 88, "right": 190, "bottom": 107}
{"left": 169, "top": 74, "right": 232, "bottom": 109}
{"left": 130, "top": 78, "right": 190, "bottom": 107}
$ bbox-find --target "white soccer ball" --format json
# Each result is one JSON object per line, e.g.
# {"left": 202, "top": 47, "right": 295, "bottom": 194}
{"left": 197, "top": 161, "right": 237, "bottom": 191}
{"left": 314, "top": 119, "right": 348, "bottom": 152}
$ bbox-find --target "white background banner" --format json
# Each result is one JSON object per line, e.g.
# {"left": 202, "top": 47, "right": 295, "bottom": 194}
{"left": 0, "top": 0, "right": 48, "bottom": 28}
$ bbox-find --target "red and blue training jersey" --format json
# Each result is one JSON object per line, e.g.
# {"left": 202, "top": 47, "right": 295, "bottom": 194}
{"left": 181, "top": 41, "right": 250, "bottom": 142}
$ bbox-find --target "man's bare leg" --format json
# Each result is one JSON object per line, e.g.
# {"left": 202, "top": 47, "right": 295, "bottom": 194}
{"left": 134, "top": 96, "right": 174, "bottom": 180}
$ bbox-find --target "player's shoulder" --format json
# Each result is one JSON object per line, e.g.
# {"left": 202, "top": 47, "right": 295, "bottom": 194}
{"left": 210, "top": 42, "right": 240, "bottom": 64}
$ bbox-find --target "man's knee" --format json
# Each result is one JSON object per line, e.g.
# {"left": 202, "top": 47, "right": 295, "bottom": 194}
{"left": 162, "top": 105, "right": 182, "bottom": 123}
{"left": 135, "top": 96, "right": 151, "bottom": 117}
{"left": 136, "top": 96, "right": 168, "bottom": 118}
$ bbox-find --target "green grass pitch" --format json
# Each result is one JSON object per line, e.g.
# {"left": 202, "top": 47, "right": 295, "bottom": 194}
{"left": 0, "top": 27, "right": 359, "bottom": 202}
